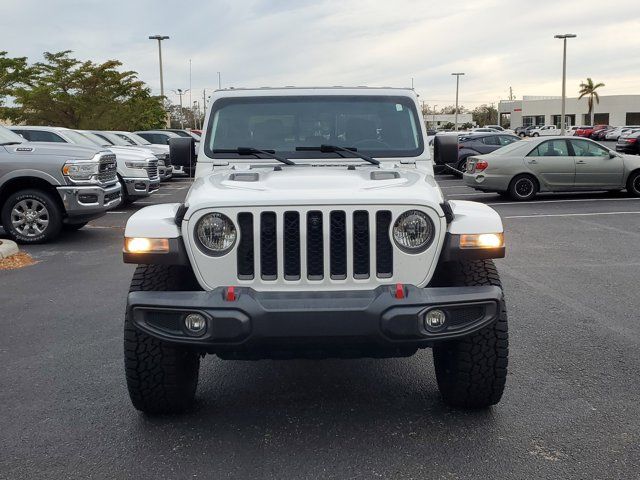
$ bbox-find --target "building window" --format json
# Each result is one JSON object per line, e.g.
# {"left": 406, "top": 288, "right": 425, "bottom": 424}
{"left": 626, "top": 113, "right": 640, "bottom": 125}
{"left": 594, "top": 113, "right": 609, "bottom": 125}
{"left": 552, "top": 114, "right": 576, "bottom": 128}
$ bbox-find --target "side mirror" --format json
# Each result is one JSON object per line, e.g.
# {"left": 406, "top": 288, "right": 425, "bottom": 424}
{"left": 169, "top": 137, "right": 197, "bottom": 174}
{"left": 609, "top": 151, "right": 618, "bottom": 159}
{"left": 433, "top": 134, "right": 458, "bottom": 165}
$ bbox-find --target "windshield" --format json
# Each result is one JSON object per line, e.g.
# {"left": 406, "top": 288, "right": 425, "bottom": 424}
{"left": 117, "top": 132, "right": 151, "bottom": 145}
{"left": 64, "top": 129, "right": 101, "bottom": 148}
{"left": 77, "top": 131, "right": 111, "bottom": 147}
{"left": 97, "top": 131, "right": 130, "bottom": 146}
{"left": 205, "top": 95, "right": 423, "bottom": 159}
{"left": 0, "top": 125, "right": 25, "bottom": 144}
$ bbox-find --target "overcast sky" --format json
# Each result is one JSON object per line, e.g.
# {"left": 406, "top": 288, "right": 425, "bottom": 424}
{"left": 3, "top": 0, "right": 639, "bottom": 109}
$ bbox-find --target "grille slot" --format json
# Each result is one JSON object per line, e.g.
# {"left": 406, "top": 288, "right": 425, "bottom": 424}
{"left": 376, "top": 211, "right": 393, "bottom": 278}
{"left": 260, "top": 212, "right": 277, "bottom": 280}
{"left": 237, "top": 213, "right": 254, "bottom": 279}
{"left": 352, "top": 211, "right": 370, "bottom": 279}
{"left": 306, "top": 211, "right": 324, "bottom": 280}
{"left": 330, "top": 211, "right": 347, "bottom": 279}
{"left": 97, "top": 154, "right": 117, "bottom": 184}
{"left": 144, "top": 159, "right": 159, "bottom": 180}
{"left": 283, "top": 212, "right": 300, "bottom": 280}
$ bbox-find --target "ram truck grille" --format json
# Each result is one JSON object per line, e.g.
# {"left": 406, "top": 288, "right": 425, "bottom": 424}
{"left": 143, "top": 159, "right": 159, "bottom": 180}
{"left": 97, "top": 154, "right": 117, "bottom": 185}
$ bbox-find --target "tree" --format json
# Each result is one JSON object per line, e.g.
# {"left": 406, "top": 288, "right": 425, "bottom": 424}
{"left": 7, "top": 51, "right": 165, "bottom": 130}
{"left": 578, "top": 78, "right": 605, "bottom": 126}
{"left": 0, "top": 51, "right": 34, "bottom": 118}
{"left": 440, "top": 105, "right": 468, "bottom": 114}
{"left": 471, "top": 104, "right": 498, "bottom": 126}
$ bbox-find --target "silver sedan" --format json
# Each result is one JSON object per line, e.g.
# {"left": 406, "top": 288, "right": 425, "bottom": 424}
{"left": 463, "top": 136, "right": 640, "bottom": 200}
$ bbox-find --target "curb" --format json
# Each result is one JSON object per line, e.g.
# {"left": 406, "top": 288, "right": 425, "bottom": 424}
{"left": 0, "top": 239, "right": 19, "bottom": 259}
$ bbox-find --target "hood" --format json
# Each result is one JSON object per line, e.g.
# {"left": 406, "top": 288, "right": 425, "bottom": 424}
{"left": 184, "top": 166, "right": 444, "bottom": 216}
{"left": 105, "top": 146, "right": 155, "bottom": 161}
{"left": 140, "top": 144, "right": 169, "bottom": 156}
{"left": 111, "top": 145, "right": 157, "bottom": 156}
{"left": 6, "top": 142, "right": 102, "bottom": 159}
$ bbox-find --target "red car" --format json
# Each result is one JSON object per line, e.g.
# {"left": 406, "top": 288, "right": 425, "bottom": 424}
{"left": 575, "top": 124, "right": 609, "bottom": 138}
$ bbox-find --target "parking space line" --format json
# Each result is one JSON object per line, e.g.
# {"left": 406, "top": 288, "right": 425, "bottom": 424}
{"left": 505, "top": 211, "right": 640, "bottom": 219}
{"left": 491, "top": 197, "right": 640, "bottom": 206}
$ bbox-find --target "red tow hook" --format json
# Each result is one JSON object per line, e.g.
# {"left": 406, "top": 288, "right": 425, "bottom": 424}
{"left": 395, "top": 283, "right": 405, "bottom": 299}
{"left": 225, "top": 286, "right": 236, "bottom": 301}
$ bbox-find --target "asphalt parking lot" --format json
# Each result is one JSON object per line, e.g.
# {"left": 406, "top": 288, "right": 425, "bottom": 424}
{"left": 2, "top": 173, "right": 640, "bottom": 479}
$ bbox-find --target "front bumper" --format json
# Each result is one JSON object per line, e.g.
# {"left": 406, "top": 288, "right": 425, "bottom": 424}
{"left": 127, "top": 285, "right": 502, "bottom": 358}
{"left": 159, "top": 165, "right": 173, "bottom": 181}
{"left": 122, "top": 177, "right": 160, "bottom": 198}
{"left": 56, "top": 182, "right": 122, "bottom": 220}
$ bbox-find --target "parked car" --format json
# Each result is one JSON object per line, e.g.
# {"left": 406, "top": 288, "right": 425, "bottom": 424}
{"left": 163, "top": 128, "right": 201, "bottom": 141}
{"left": 590, "top": 125, "right": 612, "bottom": 140}
{"left": 0, "top": 125, "right": 120, "bottom": 243}
{"left": 616, "top": 130, "right": 640, "bottom": 155}
{"left": 463, "top": 136, "right": 640, "bottom": 200}
{"left": 485, "top": 125, "right": 515, "bottom": 134}
{"left": 10, "top": 126, "right": 160, "bottom": 204}
{"left": 122, "top": 86, "right": 510, "bottom": 414}
{"left": 516, "top": 125, "right": 540, "bottom": 138}
{"left": 111, "top": 131, "right": 185, "bottom": 176}
{"left": 575, "top": 124, "right": 609, "bottom": 138}
{"left": 529, "top": 125, "right": 561, "bottom": 137}
{"left": 471, "top": 127, "right": 500, "bottom": 133}
{"left": 91, "top": 131, "right": 172, "bottom": 181}
{"left": 565, "top": 126, "right": 584, "bottom": 136}
{"left": 453, "top": 133, "right": 520, "bottom": 175}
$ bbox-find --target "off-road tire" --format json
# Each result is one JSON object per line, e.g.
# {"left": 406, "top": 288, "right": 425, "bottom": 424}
{"left": 63, "top": 222, "right": 88, "bottom": 232}
{"left": 124, "top": 264, "right": 202, "bottom": 414}
{"left": 626, "top": 171, "right": 640, "bottom": 197}
{"left": 0, "top": 189, "right": 63, "bottom": 244}
{"left": 431, "top": 260, "right": 508, "bottom": 409}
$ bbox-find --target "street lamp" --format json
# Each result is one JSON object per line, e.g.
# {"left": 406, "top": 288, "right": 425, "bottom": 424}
{"left": 554, "top": 34, "right": 577, "bottom": 135}
{"left": 451, "top": 73, "right": 465, "bottom": 131}
{"left": 149, "top": 35, "right": 170, "bottom": 127}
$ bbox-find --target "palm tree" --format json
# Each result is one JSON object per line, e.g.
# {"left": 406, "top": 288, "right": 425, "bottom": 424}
{"left": 578, "top": 78, "right": 605, "bottom": 126}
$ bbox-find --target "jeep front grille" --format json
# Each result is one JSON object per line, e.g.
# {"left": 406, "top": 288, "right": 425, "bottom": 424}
{"left": 234, "top": 209, "right": 393, "bottom": 281}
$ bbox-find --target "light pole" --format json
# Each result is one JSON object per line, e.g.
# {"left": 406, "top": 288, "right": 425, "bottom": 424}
{"left": 554, "top": 33, "right": 576, "bottom": 135}
{"left": 149, "top": 35, "right": 170, "bottom": 127}
{"left": 433, "top": 104, "right": 438, "bottom": 129}
{"left": 451, "top": 73, "right": 465, "bottom": 131}
{"left": 217, "top": 72, "right": 221, "bottom": 89}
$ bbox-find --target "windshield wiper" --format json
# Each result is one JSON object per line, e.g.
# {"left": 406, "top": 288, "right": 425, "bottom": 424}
{"left": 212, "top": 147, "right": 296, "bottom": 165}
{"left": 296, "top": 145, "right": 380, "bottom": 166}
{"left": 0, "top": 141, "right": 23, "bottom": 146}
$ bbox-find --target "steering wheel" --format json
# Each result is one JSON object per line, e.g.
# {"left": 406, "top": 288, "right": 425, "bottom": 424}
{"left": 351, "top": 139, "right": 391, "bottom": 149}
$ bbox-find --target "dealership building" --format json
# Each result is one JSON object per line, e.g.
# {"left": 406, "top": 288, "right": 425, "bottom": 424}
{"left": 498, "top": 95, "right": 640, "bottom": 128}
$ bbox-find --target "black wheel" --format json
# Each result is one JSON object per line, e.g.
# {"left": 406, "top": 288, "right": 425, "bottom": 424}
{"left": 63, "top": 222, "right": 88, "bottom": 232}
{"left": 518, "top": 132, "right": 526, "bottom": 138}
{"left": 456, "top": 157, "right": 469, "bottom": 177}
{"left": 117, "top": 175, "right": 132, "bottom": 206}
{"left": 0, "top": 189, "right": 63, "bottom": 244}
{"left": 431, "top": 260, "right": 508, "bottom": 409}
{"left": 124, "top": 264, "right": 202, "bottom": 415}
{"left": 532, "top": 132, "right": 539, "bottom": 137}
{"left": 627, "top": 171, "right": 640, "bottom": 197}
{"left": 508, "top": 174, "right": 538, "bottom": 201}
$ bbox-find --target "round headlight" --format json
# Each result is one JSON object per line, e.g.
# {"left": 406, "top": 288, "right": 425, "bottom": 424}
{"left": 393, "top": 210, "right": 435, "bottom": 252}
{"left": 195, "top": 213, "right": 237, "bottom": 255}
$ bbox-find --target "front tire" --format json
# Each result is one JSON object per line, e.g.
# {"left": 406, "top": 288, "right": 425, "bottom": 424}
{"left": 124, "top": 264, "right": 202, "bottom": 415}
{"left": 431, "top": 260, "right": 508, "bottom": 409}
{"left": 0, "top": 189, "right": 63, "bottom": 244}
{"left": 63, "top": 222, "right": 88, "bottom": 232}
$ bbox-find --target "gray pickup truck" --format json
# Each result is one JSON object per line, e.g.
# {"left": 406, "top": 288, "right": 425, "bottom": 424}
{"left": 0, "top": 125, "right": 121, "bottom": 243}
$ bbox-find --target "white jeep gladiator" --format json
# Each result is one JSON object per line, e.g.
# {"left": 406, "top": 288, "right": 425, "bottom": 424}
{"left": 122, "top": 87, "right": 508, "bottom": 414}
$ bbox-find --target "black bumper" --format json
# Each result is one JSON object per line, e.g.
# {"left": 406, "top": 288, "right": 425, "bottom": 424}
{"left": 127, "top": 285, "right": 502, "bottom": 358}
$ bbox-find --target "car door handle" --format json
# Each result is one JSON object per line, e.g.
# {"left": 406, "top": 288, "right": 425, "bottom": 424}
{"left": 528, "top": 159, "right": 538, "bottom": 164}
{"left": 576, "top": 160, "right": 586, "bottom": 164}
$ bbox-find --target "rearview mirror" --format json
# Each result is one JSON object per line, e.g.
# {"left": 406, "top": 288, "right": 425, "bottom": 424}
{"left": 169, "top": 137, "right": 197, "bottom": 174}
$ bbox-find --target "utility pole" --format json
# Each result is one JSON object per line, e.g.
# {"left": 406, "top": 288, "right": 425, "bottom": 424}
{"left": 217, "top": 72, "right": 221, "bottom": 89}
{"left": 451, "top": 73, "right": 465, "bottom": 131}
{"left": 202, "top": 88, "right": 207, "bottom": 124}
{"left": 173, "top": 89, "right": 189, "bottom": 129}
{"left": 189, "top": 59, "right": 193, "bottom": 129}
{"left": 433, "top": 105, "right": 438, "bottom": 129}
{"left": 149, "top": 35, "right": 170, "bottom": 127}
{"left": 554, "top": 33, "right": 577, "bottom": 135}
{"left": 509, "top": 86, "right": 514, "bottom": 101}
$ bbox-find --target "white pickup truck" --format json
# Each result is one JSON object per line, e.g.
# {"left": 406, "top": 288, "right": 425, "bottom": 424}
{"left": 529, "top": 125, "right": 561, "bottom": 137}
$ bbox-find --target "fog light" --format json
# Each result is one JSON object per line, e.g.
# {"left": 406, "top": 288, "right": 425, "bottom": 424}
{"left": 184, "top": 313, "right": 207, "bottom": 335}
{"left": 424, "top": 309, "right": 446, "bottom": 328}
